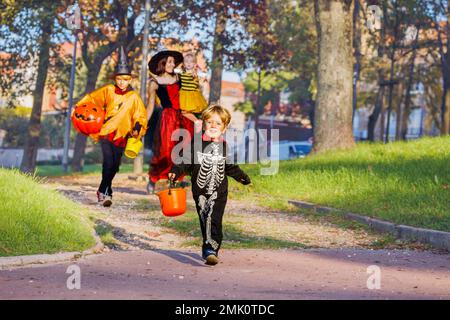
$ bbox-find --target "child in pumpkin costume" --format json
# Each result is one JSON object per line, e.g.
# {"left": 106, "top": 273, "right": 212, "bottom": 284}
{"left": 75, "top": 47, "right": 147, "bottom": 207}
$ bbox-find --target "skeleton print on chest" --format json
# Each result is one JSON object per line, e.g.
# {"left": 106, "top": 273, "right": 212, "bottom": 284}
{"left": 196, "top": 143, "right": 226, "bottom": 195}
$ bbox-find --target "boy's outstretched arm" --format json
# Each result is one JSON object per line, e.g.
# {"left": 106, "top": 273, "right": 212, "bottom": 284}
{"left": 225, "top": 163, "right": 251, "bottom": 185}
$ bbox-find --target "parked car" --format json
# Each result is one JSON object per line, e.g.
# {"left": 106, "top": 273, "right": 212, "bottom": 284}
{"left": 271, "top": 140, "right": 312, "bottom": 161}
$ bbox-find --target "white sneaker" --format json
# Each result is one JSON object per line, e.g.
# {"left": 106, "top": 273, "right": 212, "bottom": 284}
{"left": 97, "top": 191, "right": 105, "bottom": 203}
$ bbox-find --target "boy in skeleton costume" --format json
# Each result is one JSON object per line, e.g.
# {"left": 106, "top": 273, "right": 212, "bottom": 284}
{"left": 169, "top": 105, "right": 251, "bottom": 265}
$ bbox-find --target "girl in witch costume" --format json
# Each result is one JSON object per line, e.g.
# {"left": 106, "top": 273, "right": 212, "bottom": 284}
{"left": 146, "top": 50, "right": 194, "bottom": 194}
{"left": 75, "top": 47, "right": 148, "bottom": 207}
{"left": 168, "top": 105, "right": 251, "bottom": 265}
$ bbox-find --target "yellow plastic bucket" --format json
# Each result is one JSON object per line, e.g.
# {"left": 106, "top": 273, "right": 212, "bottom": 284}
{"left": 124, "top": 137, "right": 143, "bottom": 158}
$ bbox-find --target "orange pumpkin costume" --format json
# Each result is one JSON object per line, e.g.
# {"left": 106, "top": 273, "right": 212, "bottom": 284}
{"left": 75, "top": 46, "right": 148, "bottom": 206}
{"left": 76, "top": 84, "right": 148, "bottom": 144}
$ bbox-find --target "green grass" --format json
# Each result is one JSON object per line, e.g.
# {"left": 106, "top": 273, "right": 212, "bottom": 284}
{"left": 0, "top": 168, "right": 96, "bottom": 257}
{"left": 229, "top": 136, "right": 450, "bottom": 232}
{"left": 36, "top": 163, "right": 134, "bottom": 177}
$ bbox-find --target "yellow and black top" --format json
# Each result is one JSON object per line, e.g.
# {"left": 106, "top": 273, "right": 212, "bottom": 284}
{"left": 179, "top": 72, "right": 200, "bottom": 91}
{"left": 179, "top": 72, "right": 208, "bottom": 113}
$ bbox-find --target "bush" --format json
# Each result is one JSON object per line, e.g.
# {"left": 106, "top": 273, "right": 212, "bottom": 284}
{"left": 0, "top": 107, "right": 29, "bottom": 147}
{"left": 0, "top": 107, "right": 71, "bottom": 148}
{"left": 84, "top": 144, "right": 103, "bottom": 164}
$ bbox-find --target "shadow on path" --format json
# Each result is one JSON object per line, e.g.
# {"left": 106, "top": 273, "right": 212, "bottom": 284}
{"left": 94, "top": 219, "right": 205, "bottom": 267}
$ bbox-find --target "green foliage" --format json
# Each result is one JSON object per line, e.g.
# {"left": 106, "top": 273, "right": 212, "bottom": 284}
{"left": 240, "top": 69, "right": 299, "bottom": 114}
{"left": 237, "top": 1, "right": 318, "bottom": 112}
{"left": 234, "top": 100, "right": 255, "bottom": 116}
{"left": 0, "top": 107, "right": 29, "bottom": 147}
{"left": 0, "top": 1, "right": 68, "bottom": 105}
{"left": 0, "top": 108, "right": 70, "bottom": 148}
{"left": 39, "top": 113, "right": 66, "bottom": 148}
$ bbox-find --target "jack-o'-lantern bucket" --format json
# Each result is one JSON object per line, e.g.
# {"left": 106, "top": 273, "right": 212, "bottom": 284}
{"left": 71, "top": 102, "right": 105, "bottom": 135}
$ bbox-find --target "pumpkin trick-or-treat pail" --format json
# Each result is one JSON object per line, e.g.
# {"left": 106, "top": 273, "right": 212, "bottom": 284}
{"left": 71, "top": 102, "right": 105, "bottom": 135}
{"left": 157, "top": 181, "right": 186, "bottom": 217}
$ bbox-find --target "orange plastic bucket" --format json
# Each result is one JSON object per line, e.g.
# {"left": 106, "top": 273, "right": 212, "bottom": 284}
{"left": 157, "top": 183, "right": 187, "bottom": 217}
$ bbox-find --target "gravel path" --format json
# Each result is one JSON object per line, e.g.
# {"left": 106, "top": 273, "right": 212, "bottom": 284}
{"left": 42, "top": 173, "right": 410, "bottom": 250}
{"left": 1, "top": 173, "right": 448, "bottom": 300}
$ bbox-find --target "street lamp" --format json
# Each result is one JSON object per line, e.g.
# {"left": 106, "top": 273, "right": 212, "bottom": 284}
{"left": 131, "top": 0, "right": 151, "bottom": 180}
{"left": 62, "top": 4, "right": 81, "bottom": 172}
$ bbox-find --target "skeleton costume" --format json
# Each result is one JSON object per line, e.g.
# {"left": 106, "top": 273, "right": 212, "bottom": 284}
{"left": 170, "top": 134, "right": 251, "bottom": 257}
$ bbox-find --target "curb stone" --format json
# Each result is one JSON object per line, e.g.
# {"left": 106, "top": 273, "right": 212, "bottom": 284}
{"left": 288, "top": 200, "right": 450, "bottom": 252}
{"left": 0, "top": 230, "right": 104, "bottom": 270}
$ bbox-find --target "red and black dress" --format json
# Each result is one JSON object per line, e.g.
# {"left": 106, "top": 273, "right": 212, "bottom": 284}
{"left": 149, "top": 79, "right": 194, "bottom": 184}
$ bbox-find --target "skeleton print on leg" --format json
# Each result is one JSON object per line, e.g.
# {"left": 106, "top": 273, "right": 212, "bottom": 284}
{"left": 198, "top": 191, "right": 219, "bottom": 250}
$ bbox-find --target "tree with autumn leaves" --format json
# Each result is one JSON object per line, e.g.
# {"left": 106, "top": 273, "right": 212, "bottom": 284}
{"left": 1, "top": 0, "right": 449, "bottom": 173}
{"left": 1, "top": 0, "right": 186, "bottom": 173}
{"left": 0, "top": 0, "right": 73, "bottom": 173}
{"left": 71, "top": 0, "right": 185, "bottom": 172}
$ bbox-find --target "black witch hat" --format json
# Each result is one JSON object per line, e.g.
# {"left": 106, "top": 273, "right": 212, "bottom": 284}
{"left": 148, "top": 50, "right": 183, "bottom": 75}
{"left": 114, "top": 46, "right": 132, "bottom": 76}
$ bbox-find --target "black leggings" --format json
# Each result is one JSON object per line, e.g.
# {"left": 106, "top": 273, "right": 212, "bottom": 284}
{"left": 98, "top": 139, "right": 124, "bottom": 196}
{"left": 193, "top": 193, "right": 227, "bottom": 254}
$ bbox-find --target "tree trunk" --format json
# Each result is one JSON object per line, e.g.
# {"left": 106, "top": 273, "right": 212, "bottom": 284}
{"left": 401, "top": 43, "right": 419, "bottom": 140}
{"left": 352, "top": 0, "right": 361, "bottom": 123}
{"left": 254, "top": 69, "right": 262, "bottom": 131}
{"left": 313, "top": 0, "right": 355, "bottom": 153}
{"left": 368, "top": 83, "right": 385, "bottom": 142}
{"left": 442, "top": 1, "right": 450, "bottom": 135}
{"left": 20, "top": 18, "right": 52, "bottom": 173}
{"left": 445, "top": 89, "right": 450, "bottom": 134}
{"left": 395, "top": 81, "right": 404, "bottom": 141}
{"left": 71, "top": 66, "right": 101, "bottom": 172}
{"left": 378, "top": 94, "right": 387, "bottom": 141}
{"left": 208, "top": 9, "right": 227, "bottom": 104}
{"left": 441, "top": 78, "right": 450, "bottom": 135}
